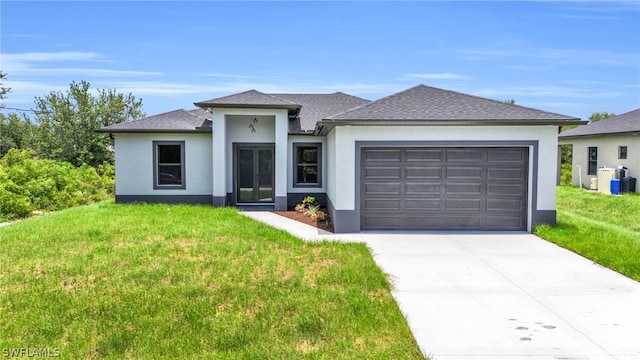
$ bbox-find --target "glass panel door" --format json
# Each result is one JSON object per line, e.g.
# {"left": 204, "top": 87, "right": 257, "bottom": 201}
{"left": 258, "top": 149, "right": 274, "bottom": 202}
{"left": 238, "top": 148, "right": 255, "bottom": 203}
{"left": 236, "top": 146, "right": 274, "bottom": 203}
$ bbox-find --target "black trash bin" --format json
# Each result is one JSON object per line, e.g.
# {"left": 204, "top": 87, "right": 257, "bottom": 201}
{"left": 616, "top": 166, "right": 628, "bottom": 179}
{"left": 622, "top": 177, "right": 636, "bottom": 193}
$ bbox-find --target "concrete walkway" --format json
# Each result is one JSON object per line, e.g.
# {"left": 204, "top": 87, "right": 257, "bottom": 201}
{"left": 242, "top": 212, "right": 640, "bottom": 360}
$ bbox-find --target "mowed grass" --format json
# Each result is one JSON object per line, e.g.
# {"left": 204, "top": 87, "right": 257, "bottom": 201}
{"left": 535, "top": 186, "right": 640, "bottom": 281}
{"left": 0, "top": 202, "right": 423, "bottom": 359}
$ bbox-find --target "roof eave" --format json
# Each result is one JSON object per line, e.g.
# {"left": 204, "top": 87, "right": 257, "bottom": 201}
{"left": 96, "top": 128, "right": 212, "bottom": 134}
{"left": 194, "top": 102, "right": 301, "bottom": 110}
{"left": 314, "top": 118, "right": 585, "bottom": 136}
{"left": 559, "top": 131, "right": 640, "bottom": 139}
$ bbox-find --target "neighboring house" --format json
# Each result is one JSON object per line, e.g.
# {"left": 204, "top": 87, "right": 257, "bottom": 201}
{"left": 98, "top": 85, "right": 582, "bottom": 233}
{"left": 558, "top": 109, "right": 640, "bottom": 193}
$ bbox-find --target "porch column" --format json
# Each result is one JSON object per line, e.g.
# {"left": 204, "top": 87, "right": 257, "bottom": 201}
{"left": 212, "top": 111, "right": 227, "bottom": 206}
{"left": 274, "top": 110, "right": 288, "bottom": 210}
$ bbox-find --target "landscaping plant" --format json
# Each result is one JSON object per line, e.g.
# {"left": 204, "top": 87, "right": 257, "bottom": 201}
{"left": 294, "top": 196, "right": 327, "bottom": 221}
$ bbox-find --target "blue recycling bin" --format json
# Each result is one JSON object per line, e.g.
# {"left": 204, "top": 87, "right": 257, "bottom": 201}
{"left": 610, "top": 178, "right": 621, "bottom": 195}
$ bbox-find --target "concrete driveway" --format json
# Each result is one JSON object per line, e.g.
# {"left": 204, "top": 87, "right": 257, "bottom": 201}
{"left": 364, "top": 232, "right": 640, "bottom": 360}
{"left": 242, "top": 213, "right": 640, "bottom": 359}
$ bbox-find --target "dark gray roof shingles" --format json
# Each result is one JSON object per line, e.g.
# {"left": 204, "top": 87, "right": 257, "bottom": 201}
{"left": 195, "top": 90, "right": 299, "bottom": 108}
{"left": 559, "top": 108, "right": 640, "bottom": 138}
{"left": 327, "top": 84, "right": 579, "bottom": 121}
{"left": 99, "top": 109, "right": 211, "bottom": 132}
{"left": 101, "top": 85, "right": 583, "bottom": 133}
{"left": 271, "top": 92, "right": 370, "bottom": 132}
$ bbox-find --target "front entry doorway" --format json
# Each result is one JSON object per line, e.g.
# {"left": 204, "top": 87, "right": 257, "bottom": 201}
{"left": 236, "top": 145, "right": 275, "bottom": 203}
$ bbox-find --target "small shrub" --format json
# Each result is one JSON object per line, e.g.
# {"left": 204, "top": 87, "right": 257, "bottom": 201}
{"left": 294, "top": 196, "right": 326, "bottom": 221}
{"left": 306, "top": 204, "right": 326, "bottom": 221}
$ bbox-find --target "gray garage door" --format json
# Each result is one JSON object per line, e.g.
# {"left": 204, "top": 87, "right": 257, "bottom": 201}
{"left": 360, "top": 147, "right": 528, "bottom": 231}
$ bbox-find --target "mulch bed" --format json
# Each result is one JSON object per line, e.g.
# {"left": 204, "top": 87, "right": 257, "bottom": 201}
{"left": 273, "top": 208, "right": 334, "bottom": 233}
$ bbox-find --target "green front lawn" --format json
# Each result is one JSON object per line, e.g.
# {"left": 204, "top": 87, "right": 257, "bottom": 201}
{"left": 535, "top": 186, "right": 640, "bottom": 281}
{"left": 0, "top": 202, "right": 423, "bottom": 359}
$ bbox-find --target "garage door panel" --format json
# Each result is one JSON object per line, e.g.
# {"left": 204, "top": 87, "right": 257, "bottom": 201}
{"left": 441, "top": 215, "right": 483, "bottom": 228}
{"left": 363, "top": 199, "right": 401, "bottom": 210}
{"left": 364, "top": 149, "right": 401, "bottom": 161}
{"left": 487, "top": 183, "right": 524, "bottom": 195}
{"left": 487, "top": 199, "right": 524, "bottom": 211}
{"left": 405, "top": 149, "right": 443, "bottom": 162}
{"left": 486, "top": 215, "right": 524, "bottom": 229}
{"left": 362, "top": 216, "right": 402, "bottom": 228}
{"left": 364, "top": 167, "right": 401, "bottom": 179}
{"left": 361, "top": 147, "right": 528, "bottom": 231}
{"left": 488, "top": 167, "right": 525, "bottom": 180}
{"left": 445, "top": 199, "right": 482, "bottom": 210}
{"left": 364, "top": 183, "right": 401, "bottom": 195}
{"left": 446, "top": 167, "right": 483, "bottom": 179}
{"left": 446, "top": 149, "right": 484, "bottom": 162}
{"left": 406, "top": 167, "right": 442, "bottom": 178}
{"left": 405, "top": 183, "right": 441, "bottom": 194}
{"left": 446, "top": 183, "right": 482, "bottom": 195}
{"left": 404, "top": 215, "right": 446, "bottom": 227}
{"left": 406, "top": 199, "right": 441, "bottom": 210}
{"left": 488, "top": 149, "right": 526, "bottom": 162}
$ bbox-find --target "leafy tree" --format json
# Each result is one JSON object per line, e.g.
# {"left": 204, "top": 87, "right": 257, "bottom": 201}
{"left": 503, "top": 99, "right": 516, "bottom": 104}
{"left": 588, "top": 111, "right": 615, "bottom": 123}
{"left": 0, "top": 71, "right": 10, "bottom": 107}
{"left": 32, "top": 80, "right": 145, "bottom": 167}
{"left": 0, "top": 113, "right": 37, "bottom": 157}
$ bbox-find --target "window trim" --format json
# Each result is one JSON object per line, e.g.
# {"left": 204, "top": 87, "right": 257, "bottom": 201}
{"left": 587, "top": 146, "right": 597, "bottom": 175}
{"left": 153, "top": 141, "right": 186, "bottom": 190}
{"left": 293, "top": 142, "right": 322, "bottom": 188}
{"left": 619, "top": 146, "right": 628, "bottom": 160}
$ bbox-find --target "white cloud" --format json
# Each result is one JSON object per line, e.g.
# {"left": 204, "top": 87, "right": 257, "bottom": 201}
{"left": 105, "top": 80, "right": 399, "bottom": 99}
{"left": 458, "top": 47, "right": 639, "bottom": 67}
{"left": 406, "top": 73, "right": 472, "bottom": 80}
{"left": 1, "top": 51, "right": 161, "bottom": 77}
{"left": 3, "top": 51, "right": 103, "bottom": 63}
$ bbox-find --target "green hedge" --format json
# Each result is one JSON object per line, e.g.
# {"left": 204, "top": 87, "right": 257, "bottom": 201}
{"left": 0, "top": 149, "right": 114, "bottom": 220}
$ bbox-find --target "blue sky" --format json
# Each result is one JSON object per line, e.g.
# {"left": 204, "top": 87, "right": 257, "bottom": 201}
{"left": 1, "top": 1, "right": 639, "bottom": 121}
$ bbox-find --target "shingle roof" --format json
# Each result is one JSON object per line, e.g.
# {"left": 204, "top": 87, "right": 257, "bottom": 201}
{"left": 271, "top": 93, "right": 370, "bottom": 132}
{"left": 326, "top": 85, "right": 580, "bottom": 122}
{"left": 559, "top": 108, "right": 640, "bottom": 138}
{"left": 194, "top": 90, "right": 300, "bottom": 109}
{"left": 195, "top": 90, "right": 370, "bottom": 133}
{"left": 98, "top": 109, "right": 211, "bottom": 133}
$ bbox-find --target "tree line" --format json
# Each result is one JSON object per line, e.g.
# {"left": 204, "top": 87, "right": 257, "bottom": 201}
{"left": 0, "top": 71, "right": 145, "bottom": 168}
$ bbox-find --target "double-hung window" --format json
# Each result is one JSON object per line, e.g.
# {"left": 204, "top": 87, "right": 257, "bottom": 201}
{"left": 587, "top": 147, "right": 597, "bottom": 175}
{"left": 153, "top": 141, "right": 185, "bottom": 189}
{"left": 293, "top": 143, "right": 321, "bottom": 187}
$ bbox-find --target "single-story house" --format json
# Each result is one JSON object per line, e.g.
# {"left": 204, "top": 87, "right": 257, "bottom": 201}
{"left": 98, "top": 84, "right": 583, "bottom": 233}
{"left": 558, "top": 108, "right": 640, "bottom": 193}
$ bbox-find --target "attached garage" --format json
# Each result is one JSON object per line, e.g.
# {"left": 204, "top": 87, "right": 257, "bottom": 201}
{"left": 360, "top": 147, "right": 529, "bottom": 231}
